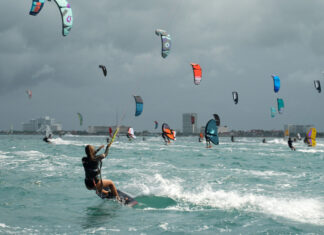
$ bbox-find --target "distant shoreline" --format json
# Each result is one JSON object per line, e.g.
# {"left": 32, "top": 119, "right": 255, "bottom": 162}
{"left": 1, "top": 130, "right": 323, "bottom": 138}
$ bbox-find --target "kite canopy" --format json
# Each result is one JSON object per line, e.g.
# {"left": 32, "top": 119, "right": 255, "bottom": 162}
{"left": 205, "top": 119, "right": 219, "bottom": 145}
{"left": 154, "top": 121, "right": 158, "bottom": 129}
{"left": 270, "top": 107, "right": 276, "bottom": 118}
{"left": 213, "top": 114, "right": 220, "bottom": 126}
{"left": 54, "top": 0, "right": 73, "bottom": 36}
{"left": 77, "top": 113, "right": 83, "bottom": 126}
{"left": 191, "top": 63, "right": 202, "bottom": 85}
{"left": 26, "top": 89, "right": 32, "bottom": 99}
{"left": 232, "top": 91, "right": 238, "bottom": 104}
{"left": 29, "top": 0, "right": 45, "bottom": 15}
{"left": 307, "top": 128, "right": 317, "bottom": 147}
{"left": 99, "top": 65, "right": 107, "bottom": 77}
{"left": 162, "top": 123, "right": 176, "bottom": 141}
{"left": 134, "top": 96, "right": 143, "bottom": 116}
{"left": 29, "top": 0, "right": 73, "bottom": 36}
{"left": 277, "top": 98, "right": 284, "bottom": 114}
{"left": 272, "top": 75, "right": 280, "bottom": 93}
{"left": 314, "top": 80, "right": 321, "bottom": 93}
{"left": 155, "top": 29, "right": 171, "bottom": 58}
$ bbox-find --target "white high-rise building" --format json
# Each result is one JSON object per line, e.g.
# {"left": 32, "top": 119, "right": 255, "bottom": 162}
{"left": 22, "top": 116, "right": 62, "bottom": 132}
{"left": 182, "top": 113, "right": 198, "bottom": 134}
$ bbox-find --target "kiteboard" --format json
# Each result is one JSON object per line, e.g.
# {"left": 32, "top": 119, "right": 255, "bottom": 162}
{"left": 97, "top": 188, "right": 138, "bottom": 207}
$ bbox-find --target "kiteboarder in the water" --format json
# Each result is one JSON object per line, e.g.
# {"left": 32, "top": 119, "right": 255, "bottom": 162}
{"left": 288, "top": 137, "right": 296, "bottom": 151}
{"left": 199, "top": 133, "right": 204, "bottom": 142}
{"left": 162, "top": 132, "right": 170, "bottom": 144}
{"left": 161, "top": 123, "right": 175, "bottom": 144}
{"left": 204, "top": 119, "right": 219, "bottom": 148}
{"left": 126, "top": 133, "right": 132, "bottom": 141}
{"left": 206, "top": 140, "right": 212, "bottom": 148}
{"left": 43, "top": 134, "right": 52, "bottom": 143}
{"left": 205, "top": 136, "right": 212, "bottom": 148}
{"left": 82, "top": 143, "right": 119, "bottom": 200}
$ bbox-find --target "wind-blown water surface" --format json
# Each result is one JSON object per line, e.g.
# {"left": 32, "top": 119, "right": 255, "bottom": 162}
{"left": 0, "top": 135, "right": 323, "bottom": 234}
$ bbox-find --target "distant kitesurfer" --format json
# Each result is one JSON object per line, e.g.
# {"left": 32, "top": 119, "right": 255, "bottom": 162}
{"left": 43, "top": 134, "right": 52, "bottom": 143}
{"left": 82, "top": 143, "right": 119, "bottom": 200}
{"left": 231, "top": 135, "right": 235, "bottom": 142}
{"left": 262, "top": 138, "right": 266, "bottom": 143}
{"left": 126, "top": 133, "right": 131, "bottom": 141}
{"left": 206, "top": 137, "right": 212, "bottom": 148}
{"left": 303, "top": 137, "right": 309, "bottom": 145}
{"left": 199, "top": 133, "right": 204, "bottom": 142}
{"left": 303, "top": 136, "right": 312, "bottom": 147}
{"left": 288, "top": 137, "right": 296, "bottom": 151}
{"left": 162, "top": 133, "right": 170, "bottom": 144}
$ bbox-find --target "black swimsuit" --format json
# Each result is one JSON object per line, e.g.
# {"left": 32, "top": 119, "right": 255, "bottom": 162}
{"left": 82, "top": 157, "right": 101, "bottom": 189}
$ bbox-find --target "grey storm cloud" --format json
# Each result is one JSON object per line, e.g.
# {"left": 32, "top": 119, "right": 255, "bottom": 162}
{"left": 0, "top": 0, "right": 323, "bottom": 131}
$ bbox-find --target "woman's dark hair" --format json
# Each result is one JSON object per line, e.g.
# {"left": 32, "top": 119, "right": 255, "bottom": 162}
{"left": 85, "top": 145, "right": 93, "bottom": 159}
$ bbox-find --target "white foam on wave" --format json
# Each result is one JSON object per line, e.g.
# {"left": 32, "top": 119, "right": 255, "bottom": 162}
{"left": 13, "top": 150, "right": 45, "bottom": 158}
{"left": 138, "top": 174, "right": 324, "bottom": 225}
{"left": 235, "top": 138, "right": 257, "bottom": 143}
{"left": 316, "top": 142, "right": 324, "bottom": 147}
{"left": 231, "top": 168, "right": 290, "bottom": 178}
{"left": 159, "top": 222, "right": 169, "bottom": 231}
{"left": 0, "top": 223, "right": 37, "bottom": 234}
{"left": 0, "top": 154, "right": 11, "bottom": 160}
{"left": 49, "top": 138, "right": 85, "bottom": 146}
{"left": 190, "top": 188, "right": 324, "bottom": 225}
{"left": 63, "top": 133, "right": 76, "bottom": 137}
{"left": 298, "top": 148, "right": 324, "bottom": 153}
{"left": 267, "top": 138, "right": 287, "bottom": 145}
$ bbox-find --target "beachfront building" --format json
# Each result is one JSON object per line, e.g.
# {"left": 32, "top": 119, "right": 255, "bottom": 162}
{"left": 22, "top": 116, "right": 62, "bottom": 132}
{"left": 183, "top": 113, "right": 198, "bottom": 134}
{"left": 87, "top": 125, "right": 129, "bottom": 134}
{"left": 200, "top": 126, "right": 229, "bottom": 134}
{"left": 87, "top": 126, "right": 109, "bottom": 134}
{"left": 218, "top": 126, "right": 230, "bottom": 133}
{"left": 284, "top": 124, "right": 314, "bottom": 137}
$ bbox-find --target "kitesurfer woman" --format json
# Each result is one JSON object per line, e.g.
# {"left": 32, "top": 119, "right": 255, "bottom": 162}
{"left": 82, "top": 144, "right": 119, "bottom": 199}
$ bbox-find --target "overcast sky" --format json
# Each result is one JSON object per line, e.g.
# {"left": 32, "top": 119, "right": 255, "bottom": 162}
{"left": 0, "top": 0, "right": 324, "bottom": 132}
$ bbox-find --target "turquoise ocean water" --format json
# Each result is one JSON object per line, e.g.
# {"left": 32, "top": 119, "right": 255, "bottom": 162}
{"left": 0, "top": 135, "right": 323, "bottom": 234}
